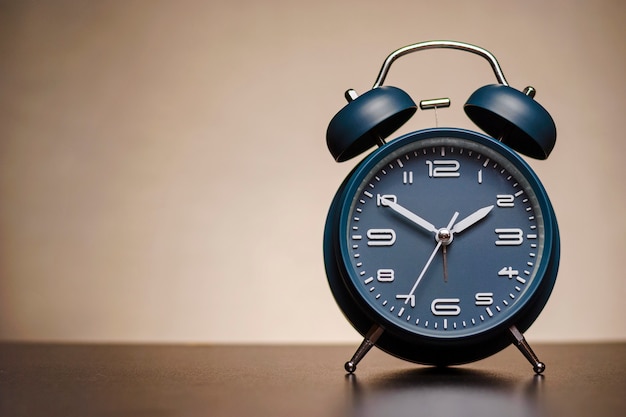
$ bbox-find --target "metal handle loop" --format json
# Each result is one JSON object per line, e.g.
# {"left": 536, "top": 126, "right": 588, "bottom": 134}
{"left": 372, "top": 40, "right": 509, "bottom": 89}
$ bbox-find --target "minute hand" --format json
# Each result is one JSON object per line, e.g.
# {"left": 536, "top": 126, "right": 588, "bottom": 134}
{"left": 382, "top": 198, "right": 438, "bottom": 234}
{"left": 451, "top": 205, "right": 495, "bottom": 234}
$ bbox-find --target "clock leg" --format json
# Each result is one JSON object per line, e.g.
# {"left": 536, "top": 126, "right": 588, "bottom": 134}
{"left": 509, "top": 325, "right": 546, "bottom": 374}
{"left": 344, "top": 324, "right": 384, "bottom": 373}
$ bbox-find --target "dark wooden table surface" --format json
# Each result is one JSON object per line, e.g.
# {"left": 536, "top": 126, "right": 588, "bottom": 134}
{"left": 1, "top": 342, "right": 624, "bottom": 416}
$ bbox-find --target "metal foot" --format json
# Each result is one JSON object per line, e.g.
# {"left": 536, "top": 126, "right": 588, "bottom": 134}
{"left": 509, "top": 325, "right": 545, "bottom": 374}
{"left": 344, "top": 325, "right": 384, "bottom": 373}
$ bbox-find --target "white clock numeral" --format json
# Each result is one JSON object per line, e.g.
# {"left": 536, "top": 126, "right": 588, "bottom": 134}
{"left": 498, "top": 266, "right": 519, "bottom": 279}
{"left": 367, "top": 229, "right": 396, "bottom": 246}
{"left": 431, "top": 298, "right": 461, "bottom": 316}
{"left": 496, "top": 194, "right": 515, "bottom": 208}
{"left": 376, "top": 194, "right": 397, "bottom": 207}
{"left": 425, "top": 160, "right": 460, "bottom": 178}
{"left": 376, "top": 269, "right": 395, "bottom": 282}
{"left": 495, "top": 228, "right": 524, "bottom": 246}
{"left": 396, "top": 294, "right": 415, "bottom": 307}
{"left": 402, "top": 171, "right": 414, "bottom": 184}
{"left": 475, "top": 292, "right": 494, "bottom": 306}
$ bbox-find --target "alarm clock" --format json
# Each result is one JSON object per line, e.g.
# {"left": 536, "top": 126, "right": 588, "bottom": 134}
{"left": 323, "top": 41, "right": 559, "bottom": 374}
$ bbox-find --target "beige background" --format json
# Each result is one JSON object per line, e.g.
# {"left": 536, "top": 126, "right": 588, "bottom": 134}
{"left": 0, "top": 0, "right": 624, "bottom": 344}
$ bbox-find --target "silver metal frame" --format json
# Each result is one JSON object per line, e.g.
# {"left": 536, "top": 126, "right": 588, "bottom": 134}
{"left": 372, "top": 40, "right": 509, "bottom": 89}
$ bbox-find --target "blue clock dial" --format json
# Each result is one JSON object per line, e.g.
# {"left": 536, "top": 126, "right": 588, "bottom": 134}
{"left": 336, "top": 129, "right": 556, "bottom": 342}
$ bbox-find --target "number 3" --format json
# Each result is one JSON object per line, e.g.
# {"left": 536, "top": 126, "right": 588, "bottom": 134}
{"left": 495, "top": 228, "right": 524, "bottom": 246}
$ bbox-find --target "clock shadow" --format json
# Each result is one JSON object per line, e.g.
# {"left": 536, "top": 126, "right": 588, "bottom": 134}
{"left": 344, "top": 367, "right": 545, "bottom": 417}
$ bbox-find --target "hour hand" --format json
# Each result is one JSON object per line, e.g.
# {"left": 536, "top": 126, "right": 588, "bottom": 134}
{"left": 381, "top": 198, "right": 438, "bottom": 234}
{"left": 451, "top": 205, "right": 494, "bottom": 234}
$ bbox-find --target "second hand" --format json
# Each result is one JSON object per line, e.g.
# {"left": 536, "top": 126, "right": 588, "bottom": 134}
{"left": 402, "top": 211, "right": 460, "bottom": 304}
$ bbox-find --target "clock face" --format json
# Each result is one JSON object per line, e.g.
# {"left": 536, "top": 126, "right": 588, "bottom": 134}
{"left": 337, "top": 129, "right": 555, "bottom": 339}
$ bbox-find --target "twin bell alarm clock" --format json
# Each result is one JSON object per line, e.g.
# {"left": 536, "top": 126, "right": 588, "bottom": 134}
{"left": 323, "top": 41, "right": 559, "bottom": 373}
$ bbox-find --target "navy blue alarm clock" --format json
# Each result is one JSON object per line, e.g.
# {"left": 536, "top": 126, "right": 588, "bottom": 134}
{"left": 324, "top": 41, "right": 559, "bottom": 373}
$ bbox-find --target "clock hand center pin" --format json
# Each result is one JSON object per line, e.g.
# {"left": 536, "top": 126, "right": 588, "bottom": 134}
{"left": 435, "top": 224, "right": 453, "bottom": 283}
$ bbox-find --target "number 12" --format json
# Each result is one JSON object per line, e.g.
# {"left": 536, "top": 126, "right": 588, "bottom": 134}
{"left": 426, "top": 160, "right": 460, "bottom": 178}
